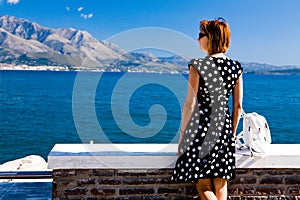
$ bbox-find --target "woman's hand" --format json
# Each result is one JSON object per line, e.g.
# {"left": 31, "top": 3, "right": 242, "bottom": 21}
{"left": 177, "top": 142, "right": 181, "bottom": 156}
{"left": 177, "top": 130, "right": 184, "bottom": 156}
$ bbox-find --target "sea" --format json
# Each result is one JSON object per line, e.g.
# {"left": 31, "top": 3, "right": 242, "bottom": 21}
{"left": 0, "top": 70, "right": 300, "bottom": 164}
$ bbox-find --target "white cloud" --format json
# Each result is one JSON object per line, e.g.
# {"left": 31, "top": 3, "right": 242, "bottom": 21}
{"left": 66, "top": 6, "right": 70, "bottom": 11}
{"left": 80, "top": 13, "right": 93, "bottom": 19}
{"left": 7, "top": 0, "right": 20, "bottom": 4}
{"left": 77, "top": 7, "right": 83, "bottom": 12}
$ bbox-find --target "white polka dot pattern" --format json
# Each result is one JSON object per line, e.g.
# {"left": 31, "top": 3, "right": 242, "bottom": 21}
{"left": 171, "top": 56, "right": 243, "bottom": 183}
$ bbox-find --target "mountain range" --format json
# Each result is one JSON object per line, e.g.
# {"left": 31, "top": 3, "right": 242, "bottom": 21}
{"left": 0, "top": 15, "right": 299, "bottom": 74}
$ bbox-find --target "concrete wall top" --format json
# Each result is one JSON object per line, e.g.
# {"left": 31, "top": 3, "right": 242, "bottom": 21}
{"left": 48, "top": 144, "right": 300, "bottom": 169}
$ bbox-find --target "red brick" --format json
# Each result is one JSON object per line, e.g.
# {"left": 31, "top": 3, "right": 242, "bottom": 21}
{"left": 269, "top": 170, "right": 295, "bottom": 175}
{"left": 86, "top": 198, "right": 98, "bottom": 200}
{"left": 53, "top": 170, "right": 77, "bottom": 177}
{"left": 87, "top": 198, "right": 118, "bottom": 200}
{"left": 256, "top": 186, "right": 284, "bottom": 195}
{"left": 172, "top": 195, "right": 200, "bottom": 200}
{"left": 228, "top": 186, "right": 242, "bottom": 195}
{"left": 236, "top": 169, "right": 252, "bottom": 175}
{"left": 90, "top": 188, "right": 116, "bottom": 196}
{"left": 253, "top": 169, "right": 268, "bottom": 176}
{"left": 184, "top": 185, "right": 198, "bottom": 195}
{"left": 158, "top": 177, "right": 174, "bottom": 184}
{"left": 228, "top": 197, "right": 242, "bottom": 200}
{"left": 243, "top": 188, "right": 256, "bottom": 195}
{"left": 285, "top": 176, "right": 300, "bottom": 184}
{"left": 64, "top": 188, "right": 87, "bottom": 196}
{"left": 98, "top": 178, "right": 121, "bottom": 185}
{"left": 57, "top": 180, "right": 77, "bottom": 189}
{"left": 147, "top": 169, "right": 173, "bottom": 176}
{"left": 89, "top": 169, "right": 116, "bottom": 177}
{"left": 119, "top": 188, "right": 155, "bottom": 195}
{"left": 67, "top": 170, "right": 77, "bottom": 176}
{"left": 230, "top": 176, "right": 257, "bottom": 185}
{"left": 117, "top": 169, "right": 150, "bottom": 177}
{"left": 228, "top": 186, "right": 255, "bottom": 195}
{"left": 260, "top": 176, "right": 283, "bottom": 184}
{"left": 287, "top": 186, "right": 300, "bottom": 195}
{"left": 157, "top": 187, "right": 182, "bottom": 194}
{"left": 77, "top": 178, "right": 95, "bottom": 186}
{"left": 122, "top": 177, "right": 157, "bottom": 185}
{"left": 143, "top": 195, "right": 168, "bottom": 200}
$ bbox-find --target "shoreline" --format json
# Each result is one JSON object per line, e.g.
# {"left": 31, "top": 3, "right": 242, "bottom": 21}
{"left": 0, "top": 65, "right": 184, "bottom": 74}
{"left": 1, "top": 67, "right": 299, "bottom": 75}
{"left": 0, "top": 64, "right": 70, "bottom": 71}
{"left": 1, "top": 64, "right": 300, "bottom": 75}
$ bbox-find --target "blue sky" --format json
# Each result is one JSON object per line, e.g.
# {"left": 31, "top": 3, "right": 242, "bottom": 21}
{"left": 1, "top": 0, "right": 300, "bottom": 66}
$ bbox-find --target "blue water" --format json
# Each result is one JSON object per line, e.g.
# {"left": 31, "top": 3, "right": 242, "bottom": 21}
{"left": 0, "top": 182, "right": 51, "bottom": 200}
{"left": 0, "top": 70, "right": 300, "bottom": 164}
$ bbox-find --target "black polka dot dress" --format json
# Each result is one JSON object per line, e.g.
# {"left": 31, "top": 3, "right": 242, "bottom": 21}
{"left": 171, "top": 56, "right": 243, "bottom": 183}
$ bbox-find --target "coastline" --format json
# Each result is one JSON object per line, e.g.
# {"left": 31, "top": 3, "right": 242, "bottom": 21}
{"left": 0, "top": 64, "right": 184, "bottom": 74}
{"left": 1, "top": 63, "right": 300, "bottom": 75}
{"left": 0, "top": 64, "right": 69, "bottom": 71}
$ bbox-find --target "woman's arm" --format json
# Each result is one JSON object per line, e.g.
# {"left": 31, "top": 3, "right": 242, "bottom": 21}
{"left": 178, "top": 66, "right": 199, "bottom": 148}
{"left": 232, "top": 75, "right": 243, "bottom": 136}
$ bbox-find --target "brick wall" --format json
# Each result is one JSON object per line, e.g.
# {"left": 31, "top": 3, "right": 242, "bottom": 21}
{"left": 52, "top": 168, "right": 300, "bottom": 200}
{"left": 229, "top": 169, "right": 300, "bottom": 199}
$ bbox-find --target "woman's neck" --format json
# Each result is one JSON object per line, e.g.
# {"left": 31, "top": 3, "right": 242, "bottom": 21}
{"left": 209, "top": 53, "right": 227, "bottom": 59}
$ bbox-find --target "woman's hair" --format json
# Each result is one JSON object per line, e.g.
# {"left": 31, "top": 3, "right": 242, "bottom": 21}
{"left": 200, "top": 17, "right": 231, "bottom": 55}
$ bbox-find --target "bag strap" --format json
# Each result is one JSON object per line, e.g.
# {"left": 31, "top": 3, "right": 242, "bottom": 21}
{"left": 241, "top": 109, "right": 246, "bottom": 118}
{"left": 236, "top": 131, "right": 246, "bottom": 150}
{"left": 247, "top": 124, "right": 254, "bottom": 157}
{"left": 239, "top": 109, "right": 254, "bottom": 156}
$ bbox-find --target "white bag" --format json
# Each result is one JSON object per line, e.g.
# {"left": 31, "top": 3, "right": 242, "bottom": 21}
{"left": 236, "top": 111, "right": 271, "bottom": 156}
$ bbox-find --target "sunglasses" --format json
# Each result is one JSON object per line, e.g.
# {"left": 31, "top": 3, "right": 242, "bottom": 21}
{"left": 198, "top": 32, "right": 208, "bottom": 39}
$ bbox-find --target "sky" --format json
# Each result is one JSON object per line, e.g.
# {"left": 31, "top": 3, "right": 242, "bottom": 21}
{"left": 0, "top": 0, "right": 300, "bottom": 66}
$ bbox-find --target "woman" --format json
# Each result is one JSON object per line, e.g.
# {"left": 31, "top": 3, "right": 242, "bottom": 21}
{"left": 171, "top": 18, "right": 243, "bottom": 200}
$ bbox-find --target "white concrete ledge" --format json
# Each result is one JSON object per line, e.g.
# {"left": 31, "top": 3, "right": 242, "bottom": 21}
{"left": 47, "top": 144, "right": 300, "bottom": 169}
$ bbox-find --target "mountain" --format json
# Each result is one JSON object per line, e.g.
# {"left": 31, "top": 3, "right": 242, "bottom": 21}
{"left": 106, "top": 52, "right": 188, "bottom": 73}
{"left": 0, "top": 15, "right": 129, "bottom": 69}
{"left": 0, "top": 15, "right": 299, "bottom": 74}
{"left": 0, "top": 15, "right": 186, "bottom": 72}
{"left": 240, "top": 62, "right": 300, "bottom": 74}
{"left": 159, "top": 55, "right": 190, "bottom": 68}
